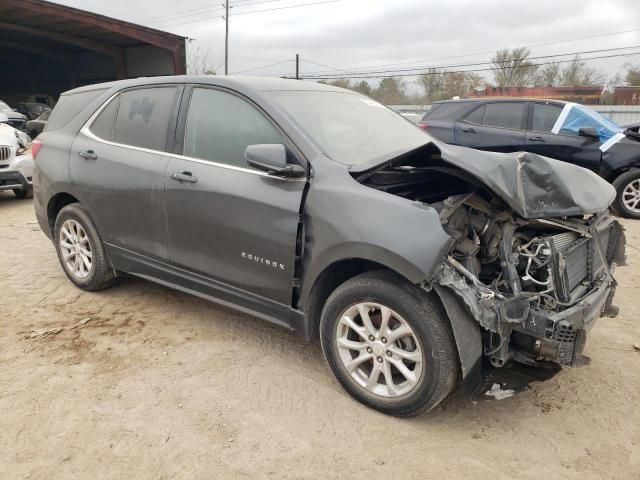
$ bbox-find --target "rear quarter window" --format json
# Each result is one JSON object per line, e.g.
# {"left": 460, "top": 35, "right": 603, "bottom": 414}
{"left": 423, "top": 102, "right": 472, "bottom": 121}
{"left": 44, "top": 88, "right": 108, "bottom": 132}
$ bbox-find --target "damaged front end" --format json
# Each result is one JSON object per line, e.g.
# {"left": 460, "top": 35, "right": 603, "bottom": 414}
{"left": 433, "top": 194, "right": 624, "bottom": 368}
{"left": 354, "top": 141, "right": 626, "bottom": 371}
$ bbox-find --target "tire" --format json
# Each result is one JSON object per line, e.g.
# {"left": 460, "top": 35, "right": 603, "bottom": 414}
{"left": 54, "top": 203, "right": 115, "bottom": 291}
{"left": 13, "top": 188, "right": 33, "bottom": 199}
{"left": 319, "top": 270, "right": 458, "bottom": 416}
{"left": 612, "top": 169, "right": 640, "bottom": 219}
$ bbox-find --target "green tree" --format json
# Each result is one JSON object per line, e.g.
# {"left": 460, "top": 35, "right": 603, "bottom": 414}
{"left": 372, "top": 78, "right": 407, "bottom": 105}
{"left": 626, "top": 63, "right": 640, "bottom": 85}
{"left": 352, "top": 80, "right": 372, "bottom": 97}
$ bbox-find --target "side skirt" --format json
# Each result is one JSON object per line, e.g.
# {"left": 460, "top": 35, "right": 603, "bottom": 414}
{"left": 107, "top": 244, "right": 306, "bottom": 334}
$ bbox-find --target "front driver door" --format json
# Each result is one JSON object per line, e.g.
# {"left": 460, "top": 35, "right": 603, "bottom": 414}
{"left": 524, "top": 101, "right": 602, "bottom": 172}
{"left": 164, "top": 86, "right": 306, "bottom": 306}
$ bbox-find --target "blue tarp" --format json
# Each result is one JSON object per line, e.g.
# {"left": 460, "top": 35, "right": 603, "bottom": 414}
{"left": 552, "top": 103, "right": 623, "bottom": 144}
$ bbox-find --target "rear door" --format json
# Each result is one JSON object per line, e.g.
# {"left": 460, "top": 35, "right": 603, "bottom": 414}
{"left": 454, "top": 101, "right": 527, "bottom": 152}
{"left": 525, "top": 101, "right": 602, "bottom": 172}
{"left": 164, "top": 86, "right": 306, "bottom": 306}
{"left": 70, "top": 85, "right": 181, "bottom": 259}
{"left": 420, "top": 102, "right": 472, "bottom": 142}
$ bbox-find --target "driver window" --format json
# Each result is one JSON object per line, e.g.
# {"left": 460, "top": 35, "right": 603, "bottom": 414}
{"left": 184, "top": 88, "right": 283, "bottom": 168}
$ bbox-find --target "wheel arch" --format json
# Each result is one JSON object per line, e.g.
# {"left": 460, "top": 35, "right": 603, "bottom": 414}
{"left": 47, "top": 192, "right": 80, "bottom": 234}
{"left": 299, "top": 257, "right": 413, "bottom": 342}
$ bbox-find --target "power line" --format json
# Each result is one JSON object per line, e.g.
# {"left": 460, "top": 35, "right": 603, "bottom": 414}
{"left": 150, "top": 0, "right": 340, "bottom": 29}
{"left": 301, "top": 50, "right": 640, "bottom": 80}
{"left": 300, "top": 27, "right": 640, "bottom": 76}
{"left": 141, "top": 0, "right": 295, "bottom": 26}
{"left": 233, "top": 59, "right": 293, "bottom": 74}
{"left": 299, "top": 45, "right": 640, "bottom": 79}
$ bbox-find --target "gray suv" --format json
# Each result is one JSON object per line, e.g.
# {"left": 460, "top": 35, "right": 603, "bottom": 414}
{"left": 34, "top": 76, "right": 625, "bottom": 416}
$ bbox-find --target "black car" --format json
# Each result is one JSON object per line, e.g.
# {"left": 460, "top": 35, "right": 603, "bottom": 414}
{"left": 33, "top": 77, "right": 624, "bottom": 416}
{"left": 418, "top": 98, "right": 640, "bottom": 218}
{"left": 0, "top": 100, "right": 27, "bottom": 130}
{"left": 25, "top": 110, "right": 50, "bottom": 139}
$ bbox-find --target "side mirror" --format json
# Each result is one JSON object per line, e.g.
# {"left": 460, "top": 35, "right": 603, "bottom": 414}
{"left": 578, "top": 127, "right": 599, "bottom": 139}
{"left": 245, "top": 144, "right": 306, "bottom": 177}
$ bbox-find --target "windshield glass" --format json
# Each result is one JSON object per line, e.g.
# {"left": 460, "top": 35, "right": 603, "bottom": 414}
{"left": 0, "top": 102, "right": 12, "bottom": 112}
{"left": 269, "top": 91, "right": 429, "bottom": 166}
{"left": 554, "top": 103, "right": 623, "bottom": 143}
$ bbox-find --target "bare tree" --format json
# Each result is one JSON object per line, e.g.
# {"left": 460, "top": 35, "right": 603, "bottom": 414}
{"left": 419, "top": 69, "right": 484, "bottom": 101}
{"left": 534, "top": 62, "right": 561, "bottom": 87}
{"left": 491, "top": 47, "right": 537, "bottom": 87}
{"left": 558, "top": 56, "right": 606, "bottom": 86}
{"left": 187, "top": 45, "right": 216, "bottom": 75}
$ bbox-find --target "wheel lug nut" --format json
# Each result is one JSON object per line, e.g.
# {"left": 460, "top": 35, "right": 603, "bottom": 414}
{"left": 386, "top": 351, "right": 392, "bottom": 357}
{"left": 368, "top": 335, "right": 375, "bottom": 341}
{"left": 381, "top": 337, "right": 387, "bottom": 344}
{"left": 367, "top": 347, "right": 372, "bottom": 353}
{"left": 377, "top": 356, "right": 383, "bottom": 363}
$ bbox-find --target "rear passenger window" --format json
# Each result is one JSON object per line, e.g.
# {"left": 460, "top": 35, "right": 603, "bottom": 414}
{"left": 483, "top": 103, "right": 526, "bottom": 129}
{"left": 464, "top": 105, "right": 485, "bottom": 124}
{"left": 424, "top": 102, "right": 472, "bottom": 120}
{"left": 183, "top": 88, "right": 283, "bottom": 168}
{"left": 532, "top": 103, "right": 562, "bottom": 132}
{"left": 112, "top": 87, "right": 177, "bottom": 151}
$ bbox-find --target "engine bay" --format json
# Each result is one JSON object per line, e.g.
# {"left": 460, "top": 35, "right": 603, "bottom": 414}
{"left": 355, "top": 147, "right": 625, "bottom": 369}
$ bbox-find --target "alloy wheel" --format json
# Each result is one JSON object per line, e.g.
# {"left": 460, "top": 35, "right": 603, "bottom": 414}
{"left": 59, "top": 219, "right": 93, "bottom": 279}
{"left": 335, "top": 302, "right": 424, "bottom": 398}
{"left": 622, "top": 179, "right": 640, "bottom": 213}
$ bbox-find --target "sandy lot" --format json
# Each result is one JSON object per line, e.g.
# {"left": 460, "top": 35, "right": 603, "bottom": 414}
{"left": 0, "top": 192, "right": 639, "bottom": 480}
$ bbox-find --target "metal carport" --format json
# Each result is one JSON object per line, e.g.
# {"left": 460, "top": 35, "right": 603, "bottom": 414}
{"left": 0, "top": 0, "right": 186, "bottom": 104}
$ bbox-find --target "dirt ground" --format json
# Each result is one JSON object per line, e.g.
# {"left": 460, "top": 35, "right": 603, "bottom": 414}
{"left": 0, "top": 192, "right": 638, "bottom": 480}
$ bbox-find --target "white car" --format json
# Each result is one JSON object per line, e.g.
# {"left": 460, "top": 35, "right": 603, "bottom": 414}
{"left": 0, "top": 114, "right": 34, "bottom": 198}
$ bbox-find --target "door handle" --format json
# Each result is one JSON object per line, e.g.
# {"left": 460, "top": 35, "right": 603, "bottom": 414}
{"left": 170, "top": 171, "right": 198, "bottom": 184}
{"left": 79, "top": 150, "right": 98, "bottom": 160}
{"left": 462, "top": 127, "right": 476, "bottom": 133}
{"left": 529, "top": 136, "right": 545, "bottom": 142}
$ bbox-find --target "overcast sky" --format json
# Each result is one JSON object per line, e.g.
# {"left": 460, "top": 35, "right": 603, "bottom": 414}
{"left": 51, "top": 0, "right": 640, "bottom": 86}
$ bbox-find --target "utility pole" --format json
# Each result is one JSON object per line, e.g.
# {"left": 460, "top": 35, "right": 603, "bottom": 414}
{"left": 295, "top": 54, "right": 299, "bottom": 80}
{"left": 224, "top": 0, "right": 229, "bottom": 75}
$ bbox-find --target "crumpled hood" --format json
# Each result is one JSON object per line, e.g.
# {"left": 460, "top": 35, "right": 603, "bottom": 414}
{"left": 437, "top": 142, "right": 615, "bottom": 218}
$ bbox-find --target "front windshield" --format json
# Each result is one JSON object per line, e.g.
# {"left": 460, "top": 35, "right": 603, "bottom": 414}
{"left": 269, "top": 91, "right": 429, "bottom": 166}
{"left": 554, "top": 103, "right": 623, "bottom": 143}
{"left": 0, "top": 102, "right": 12, "bottom": 112}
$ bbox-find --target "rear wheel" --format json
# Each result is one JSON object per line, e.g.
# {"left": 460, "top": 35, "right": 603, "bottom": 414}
{"left": 319, "top": 270, "right": 458, "bottom": 416}
{"left": 54, "top": 203, "right": 115, "bottom": 291}
{"left": 613, "top": 170, "right": 640, "bottom": 219}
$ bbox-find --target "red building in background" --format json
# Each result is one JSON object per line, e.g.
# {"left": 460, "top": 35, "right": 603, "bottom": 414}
{"left": 613, "top": 87, "right": 640, "bottom": 105}
{"left": 468, "top": 86, "right": 603, "bottom": 104}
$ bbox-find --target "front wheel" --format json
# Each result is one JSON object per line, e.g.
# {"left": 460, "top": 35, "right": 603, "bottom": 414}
{"left": 319, "top": 270, "right": 458, "bottom": 416}
{"left": 613, "top": 170, "right": 640, "bottom": 219}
